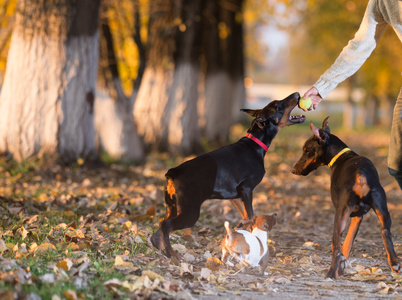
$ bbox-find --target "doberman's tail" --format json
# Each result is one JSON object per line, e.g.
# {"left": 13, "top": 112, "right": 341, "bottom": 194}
{"left": 353, "top": 173, "right": 370, "bottom": 198}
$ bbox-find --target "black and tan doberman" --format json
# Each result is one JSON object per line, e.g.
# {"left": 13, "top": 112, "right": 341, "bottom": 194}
{"left": 292, "top": 117, "right": 401, "bottom": 279}
{"left": 151, "top": 92, "right": 305, "bottom": 258}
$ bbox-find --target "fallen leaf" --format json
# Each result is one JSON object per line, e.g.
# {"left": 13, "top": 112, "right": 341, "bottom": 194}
{"left": 114, "top": 255, "right": 135, "bottom": 269}
{"left": 205, "top": 257, "right": 223, "bottom": 271}
{"left": 172, "top": 244, "right": 187, "bottom": 255}
{"left": 104, "top": 278, "right": 124, "bottom": 289}
{"left": 142, "top": 270, "right": 165, "bottom": 282}
{"left": 63, "top": 211, "right": 77, "bottom": 219}
{"left": 200, "top": 268, "right": 211, "bottom": 280}
{"left": 40, "top": 273, "right": 56, "bottom": 284}
{"left": 134, "top": 235, "right": 143, "bottom": 244}
{"left": 65, "top": 229, "right": 85, "bottom": 239}
{"left": 298, "top": 256, "right": 312, "bottom": 265}
{"left": 181, "top": 262, "right": 193, "bottom": 274}
{"left": 34, "top": 243, "right": 56, "bottom": 253}
{"left": 163, "top": 279, "right": 182, "bottom": 292}
{"left": 183, "top": 253, "right": 195, "bottom": 262}
{"left": 274, "top": 277, "right": 291, "bottom": 284}
{"left": 56, "top": 223, "right": 68, "bottom": 230}
{"left": 302, "top": 241, "right": 315, "bottom": 250}
{"left": 8, "top": 206, "right": 23, "bottom": 216}
{"left": 132, "top": 275, "right": 154, "bottom": 291}
{"left": 18, "top": 226, "right": 29, "bottom": 241}
{"left": 0, "top": 239, "right": 8, "bottom": 254}
{"left": 349, "top": 274, "right": 387, "bottom": 281}
{"left": 124, "top": 221, "right": 132, "bottom": 230}
{"left": 57, "top": 259, "right": 73, "bottom": 271}
{"left": 63, "top": 289, "right": 81, "bottom": 300}
{"left": 378, "top": 287, "right": 390, "bottom": 294}
{"left": 114, "top": 256, "right": 125, "bottom": 266}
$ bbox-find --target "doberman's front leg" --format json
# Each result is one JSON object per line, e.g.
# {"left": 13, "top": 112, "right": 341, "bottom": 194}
{"left": 230, "top": 198, "right": 247, "bottom": 220}
{"left": 326, "top": 206, "right": 352, "bottom": 279}
{"left": 238, "top": 186, "right": 254, "bottom": 220}
{"left": 231, "top": 198, "right": 254, "bottom": 230}
{"left": 371, "top": 188, "right": 401, "bottom": 273}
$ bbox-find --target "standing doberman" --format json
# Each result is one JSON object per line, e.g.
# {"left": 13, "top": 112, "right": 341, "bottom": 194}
{"left": 151, "top": 92, "right": 305, "bottom": 258}
{"left": 292, "top": 117, "right": 401, "bottom": 279}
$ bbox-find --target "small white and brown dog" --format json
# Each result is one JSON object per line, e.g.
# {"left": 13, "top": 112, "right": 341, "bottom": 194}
{"left": 221, "top": 213, "right": 277, "bottom": 275}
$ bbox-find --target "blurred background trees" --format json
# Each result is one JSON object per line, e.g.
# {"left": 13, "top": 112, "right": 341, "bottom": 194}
{"left": 0, "top": 0, "right": 399, "bottom": 163}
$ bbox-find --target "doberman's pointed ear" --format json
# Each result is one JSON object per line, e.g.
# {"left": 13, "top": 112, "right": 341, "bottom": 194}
{"left": 321, "top": 116, "right": 330, "bottom": 133}
{"left": 310, "top": 122, "right": 327, "bottom": 141}
{"left": 241, "top": 108, "right": 261, "bottom": 118}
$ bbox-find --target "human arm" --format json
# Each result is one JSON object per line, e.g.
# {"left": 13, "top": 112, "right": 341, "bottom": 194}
{"left": 311, "top": 0, "right": 388, "bottom": 103}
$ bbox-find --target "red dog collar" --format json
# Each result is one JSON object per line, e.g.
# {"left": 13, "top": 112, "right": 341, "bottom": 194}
{"left": 245, "top": 133, "right": 268, "bottom": 151}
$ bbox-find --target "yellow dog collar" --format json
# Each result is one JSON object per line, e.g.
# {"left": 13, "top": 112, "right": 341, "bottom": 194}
{"left": 328, "top": 148, "right": 351, "bottom": 168}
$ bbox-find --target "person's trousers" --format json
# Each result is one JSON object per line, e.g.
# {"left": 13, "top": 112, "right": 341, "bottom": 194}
{"left": 388, "top": 87, "right": 402, "bottom": 190}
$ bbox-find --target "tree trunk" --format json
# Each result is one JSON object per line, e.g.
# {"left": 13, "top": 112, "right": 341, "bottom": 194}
{"left": 95, "top": 11, "right": 144, "bottom": 162}
{"left": 134, "top": 0, "right": 245, "bottom": 153}
{"left": 203, "top": 0, "right": 244, "bottom": 144}
{"left": 166, "top": 0, "right": 202, "bottom": 155}
{"left": 377, "top": 95, "right": 393, "bottom": 128}
{"left": 134, "top": 0, "right": 202, "bottom": 154}
{"left": 342, "top": 78, "right": 355, "bottom": 130}
{"left": 0, "top": 0, "right": 100, "bottom": 162}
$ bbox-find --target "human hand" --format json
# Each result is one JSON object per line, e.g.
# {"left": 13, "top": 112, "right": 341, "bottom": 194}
{"left": 303, "top": 87, "right": 323, "bottom": 111}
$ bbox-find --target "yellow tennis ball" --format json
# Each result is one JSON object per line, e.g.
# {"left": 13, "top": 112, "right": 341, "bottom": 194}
{"left": 299, "top": 97, "right": 312, "bottom": 110}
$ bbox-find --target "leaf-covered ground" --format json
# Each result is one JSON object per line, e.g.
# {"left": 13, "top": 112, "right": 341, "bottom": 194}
{"left": 0, "top": 126, "right": 401, "bottom": 299}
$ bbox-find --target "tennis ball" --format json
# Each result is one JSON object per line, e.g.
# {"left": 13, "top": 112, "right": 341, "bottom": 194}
{"left": 299, "top": 97, "right": 312, "bottom": 110}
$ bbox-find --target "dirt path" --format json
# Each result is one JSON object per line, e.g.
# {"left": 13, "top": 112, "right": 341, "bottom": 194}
{"left": 0, "top": 130, "right": 401, "bottom": 299}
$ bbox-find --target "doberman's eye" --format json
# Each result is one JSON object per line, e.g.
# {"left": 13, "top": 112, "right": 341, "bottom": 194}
{"left": 306, "top": 148, "right": 314, "bottom": 154}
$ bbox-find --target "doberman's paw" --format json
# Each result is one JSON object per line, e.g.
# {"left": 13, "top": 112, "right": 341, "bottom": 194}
{"left": 339, "top": 255, "right": 351, "bottom": 274}
{"left": 150, "top": 233, "right": 161, "bottom": 250}
{"left": 325, "top": 268, "right": 339, "bottom": 280}
{"left": 235, "top": 219, "right": 253, "bottom": 231}
{"left": 165, "top": 247, "right": 181, "bottom": 260}
{"left": 392, "top": 264, "right": 401, "bottom": 273}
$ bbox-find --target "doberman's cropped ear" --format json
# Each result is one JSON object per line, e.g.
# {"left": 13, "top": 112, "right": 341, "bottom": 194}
{"left": 310, "top": 122, "right": 327, "bottom": 142}
{"left": 251, "top": 116, "right": 269, "bottom": 129}
{"left": 241, "top": 108, "right": 261, "bottom": 118}
{"left": 321, "top": 116, "right": 330, "bottom": 133}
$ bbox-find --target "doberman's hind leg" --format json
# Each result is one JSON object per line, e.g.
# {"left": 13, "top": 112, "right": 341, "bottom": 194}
{"left": 150, "top": 190, "right": 178, "bottom": 251}
{"left": 371, "top": 188, "right": 401, "bottom": 273}
{"left": 159, "top": 205, "right": 201, "bottom": 258}
{"left": 340, "top": 215, "right": 363, "bottom": 270}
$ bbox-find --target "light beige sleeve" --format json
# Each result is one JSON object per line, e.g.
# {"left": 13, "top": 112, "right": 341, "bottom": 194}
{"left": 313, "top": 0, "right": 388, "bottom": 99}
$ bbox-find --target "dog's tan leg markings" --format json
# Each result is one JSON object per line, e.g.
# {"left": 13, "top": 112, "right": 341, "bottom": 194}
{"left": 352, "top": 174, "right": 370, "bottom": 198}
{"left": 167, "top": 179, "right": 176, "bottom": 198}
